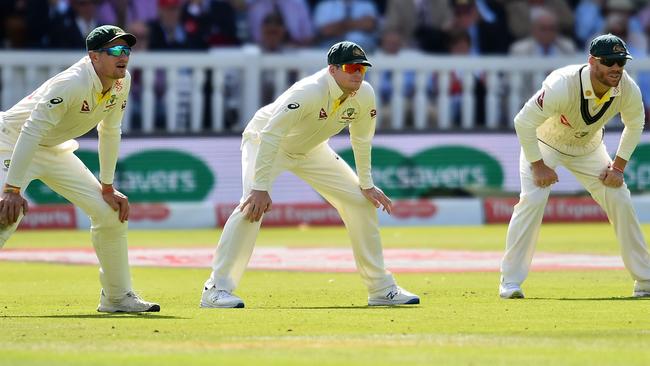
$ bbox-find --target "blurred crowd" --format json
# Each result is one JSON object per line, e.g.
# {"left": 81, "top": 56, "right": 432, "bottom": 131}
{"left": 2, "top": 0, "right": 650, "bottom": 131}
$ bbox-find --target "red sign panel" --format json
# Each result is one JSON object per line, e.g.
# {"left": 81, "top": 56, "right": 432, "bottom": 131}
{"left": 484, "top": 197, "right": 608, "bottom": 223}
{"left": 18, "top": 204, "right": 77, "bottom": 230}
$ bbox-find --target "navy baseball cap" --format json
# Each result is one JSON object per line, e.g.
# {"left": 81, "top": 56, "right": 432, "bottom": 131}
{"left": 86, "top": 25, "right": 137, "bottom": 51}
{"left": 589, "top": 33, "right": 632, "bottom": 60}
{"left": 327, "top": 41, "right": 372, "bottom": 66}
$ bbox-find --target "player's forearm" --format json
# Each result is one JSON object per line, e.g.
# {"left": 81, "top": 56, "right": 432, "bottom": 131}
{"left": 514, "top": 117, "right": 543, "bottom": 162}
{"left": 251, "top": 141, "right": 280, "bottom": 191}
{"left": 616, "top": 125, "right": 642, "bottom": 161}
{"left": 5, "top": 132, "right": 41, "bottom": 187}
{"left": 98, "top": 133, "right": 120, "bottom": 185}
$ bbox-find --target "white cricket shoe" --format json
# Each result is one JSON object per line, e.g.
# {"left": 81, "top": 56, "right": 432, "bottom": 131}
{"left": 368, "top": 285, "right": 420, "bottom": 306}
{"left": 633, "top": 280, "right": 650, "bottom": 297}
{"left": 97, "top": 290, "right": 160, "bottom": 313}
{"left": 200, "top": 286, "right": 245, "bottom": 308}
{"left": 499, "top": 282, "right": 525, "bottom": 299}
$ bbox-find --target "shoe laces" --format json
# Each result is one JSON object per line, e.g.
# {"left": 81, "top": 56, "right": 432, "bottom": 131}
{"left": 206, "top": 288, "right": 231, "bottom": 302}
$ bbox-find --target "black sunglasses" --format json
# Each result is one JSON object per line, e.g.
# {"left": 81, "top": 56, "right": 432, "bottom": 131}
{"left": 596, "top": 57, "right": 627, "bottom": 67}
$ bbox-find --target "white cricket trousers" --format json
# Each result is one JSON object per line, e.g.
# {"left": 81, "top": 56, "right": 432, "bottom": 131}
{"left": 0, "top": 143, "right": 132, "bottom": 300}
{"left": 206, "top": 137, "right": 396, "bottom": 294}
{"left": 501, "top": 142, "right": 650, "bottom": 284}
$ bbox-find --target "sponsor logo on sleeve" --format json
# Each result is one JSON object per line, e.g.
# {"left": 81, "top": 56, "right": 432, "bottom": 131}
{"left": 559, "top": 114, "right": 571, "bottom": 127}
{"left": 46, "top": 97, "right": 63, "bottom": 109}
{"left": 80, "top": 100, "right": 90, "bottom": 113}
{"left": 319, "top": 108, "right": 328, "bottom": 119}
{"left": 535, "top": 90, "right": 544, "bottom": 110}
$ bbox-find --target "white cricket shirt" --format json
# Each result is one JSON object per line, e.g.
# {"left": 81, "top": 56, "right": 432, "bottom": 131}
{"left": 514, "top": 64, "right": 644, "bottom": 162}
{"left": 0, "top": 56, "right": 129, "bottom": 186}
{"left": 244, "top": 68, "right": 378, "bottom": 191}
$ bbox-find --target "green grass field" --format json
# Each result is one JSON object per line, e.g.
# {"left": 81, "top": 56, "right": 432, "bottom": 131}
{"left": 2, "top": 224, "right": 650, "bottom": 365}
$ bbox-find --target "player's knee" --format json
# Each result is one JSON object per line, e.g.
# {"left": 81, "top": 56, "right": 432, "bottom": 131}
{"left": 90, "top": 205, "right": 125, "bottom": 231}
{"left": 519, "top": 190, "right": 549, "bottom": 208}
{"left": 607, "top": 186, "right": 633, "bottom": 206}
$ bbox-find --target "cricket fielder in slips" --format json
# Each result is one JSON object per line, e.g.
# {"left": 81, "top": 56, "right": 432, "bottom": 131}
{"left": 500, "top": 34, "right": 650, "bottom": 299}
{"left": 200, "top": 41, "right": 420, "bottom": 308}
{"left": 0, "top": 25, "right": 159, "bottom": 312}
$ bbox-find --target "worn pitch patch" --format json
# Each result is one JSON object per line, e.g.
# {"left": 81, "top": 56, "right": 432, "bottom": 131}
{"left": 0, "top": 247, "right": 625, "bottom": 272}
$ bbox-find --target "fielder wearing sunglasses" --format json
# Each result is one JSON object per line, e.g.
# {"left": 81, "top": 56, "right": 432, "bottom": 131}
{"left": 595, "top": 57, "right": 627, "bottom": 68}
{"left": 95, "top": 45, "right": 132, "bottom": 57}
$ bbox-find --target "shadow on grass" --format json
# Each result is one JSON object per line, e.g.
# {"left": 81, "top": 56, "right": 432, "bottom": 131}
{"left": 527, "top": 297, "right": 650, "bottom": 301}
{"left": 255, "top": 305, "right": 421, "bottom": 310}
{"left": 2, "top": 313, "right": 186, "bottom": 319}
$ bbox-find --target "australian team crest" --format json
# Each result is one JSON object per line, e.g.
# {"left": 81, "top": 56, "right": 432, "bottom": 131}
{"left": 352, "top": 47, "right": 365, "bottom": 57}
{"left": 340, "top": 107, "right": 357, "bottom": 123}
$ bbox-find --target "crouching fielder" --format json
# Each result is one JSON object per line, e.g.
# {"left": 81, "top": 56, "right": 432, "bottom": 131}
{"left": 0, "top": 25, "right": 159, "bottom": 312}
{"left": 200, "top": 41, "right": 420, "bottom": 308}
{"left": 500, "top": 34, "right": 650, "bottom": 299}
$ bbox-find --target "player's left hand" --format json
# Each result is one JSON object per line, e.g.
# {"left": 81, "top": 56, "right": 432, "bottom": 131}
{"left": 599, "top": 166, "right": 624, "bottom": 188}
{"left": 102, "top": 189, "right": 130, "bottom": 222}
{"left": 361, "top": 186, "right": 393, "bottom": 215}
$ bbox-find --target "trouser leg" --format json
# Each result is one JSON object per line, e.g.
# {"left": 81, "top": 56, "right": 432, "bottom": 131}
{"left": 500, "top": 146, "right": 557, "bottom": 284}
{"left": 293, "top": 144, "right": 395, "bottom": 294}
{"left": 38, "top": 150, "right": 131, "bottom": 300}
{"left": 568, "top": 144, "right": 650, "bottom": 281}
{"left": 206, "top": 138, "right": 285, "bottom": 292}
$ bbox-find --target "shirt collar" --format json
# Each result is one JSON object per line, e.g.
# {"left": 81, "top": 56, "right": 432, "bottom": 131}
{"left": 582, "top": 64, "right": 621, "bottom": 104}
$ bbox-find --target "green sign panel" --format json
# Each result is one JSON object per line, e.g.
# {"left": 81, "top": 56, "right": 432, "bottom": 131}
{"left": 338, "top": 145, "right": 504, "bottom": 198}
{"left": 625, "top": 143, "right": 650, "bottom": 193}
{"left": 26, "top": 149, "right": 215, "bottom": 203}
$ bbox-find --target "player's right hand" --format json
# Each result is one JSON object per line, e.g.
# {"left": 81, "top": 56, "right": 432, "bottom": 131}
{"left": 531, "top": 160, "right": 559, "bottom": 188}
{"left": 240, "top": 189, "right": 272, "bottom": 223}
{"left": 0, "top": 191, "right": 28, "bottom": 227}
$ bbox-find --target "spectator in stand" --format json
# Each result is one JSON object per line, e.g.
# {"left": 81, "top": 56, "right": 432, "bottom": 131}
{"left": 96, "top": 0, "right": 158, "bottom": 30}
{"left": 182, "top": 0, "right": 240, "bottom": 47}
{"left": 442, "top": 29, "right": 487, "bottom": 127}
{"left": 123, "top": 20, "right": 150, "bottom": 130}
{"left": 451, "top": 0, "right": 513, "bottom": 55}
{"left": 1, "top": 0, "right": 28, "bottom": 48}
{"left": 375, "top": 29, "right": 421, "bottom": 129}
{"left": 149, "top": 0, "right": 206, "bottom": 50}
{"left": 47, "top": 0, "right": 100, "bottom": 49}
{"left": 313, "top": 0, "right": 379, "bottom": 52}
{"left": 602, "top": 8, "right": 650, "bottom": 118}
{"left": 575, "top": 0, "right": 605, "bottom": 49}
{"left": 147, "top": 0, "right": 206, "bottom": 131}
{"left": 256, "top": 11, "right": 299, "bottom": 104}
{"left": 509, "top": 6, "right": 577, "bottom": 97}
{"left": 382, "top": 0, "right": 453, "bottom": 53}
{"left": 246, "top": 0, "right": 314, "bottom": 47}
{"left": 24, "top": 0, "right": 71, "bottom": 48}
{"left": 504, "top": 0, "right": 574, "bottom": 41}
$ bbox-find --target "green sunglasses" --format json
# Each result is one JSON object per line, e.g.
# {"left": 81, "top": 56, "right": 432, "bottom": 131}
{"left": 96, "top": 45, "right": 132, "bottom": 57}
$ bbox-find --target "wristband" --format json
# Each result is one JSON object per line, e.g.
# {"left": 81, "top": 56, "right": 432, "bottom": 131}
{"left": 3, "top": 184, "right": 20, "bottom": 194}
{"left": 101, "top": 184, "right": 114, "bottom": 194}
{"left": 611, "top": 165, "right": 624, "bottom": 174}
